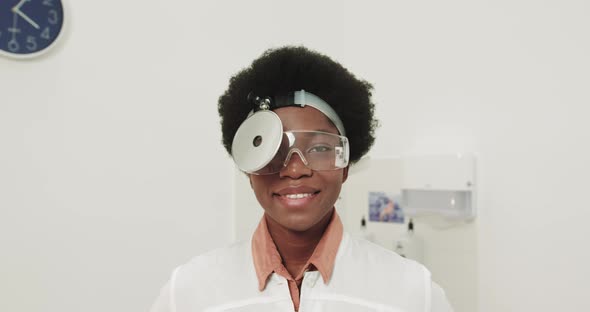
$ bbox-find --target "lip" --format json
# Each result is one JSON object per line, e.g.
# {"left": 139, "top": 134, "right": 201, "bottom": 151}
{"left": 273, "top": 186, "right": 320, "bottom": 208}
{"left": 275, "top": 185, "right": 319, "bottom": 196}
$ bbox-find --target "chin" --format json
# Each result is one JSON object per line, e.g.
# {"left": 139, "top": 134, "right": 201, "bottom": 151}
{"left": 287, "top": 221, "right": 318, "bottom": 232}
{"left": 277, "top": 215, "right": 316, "bottom": 232}
{"left": 278, "top": 208, "right": 332, "bottom": 232}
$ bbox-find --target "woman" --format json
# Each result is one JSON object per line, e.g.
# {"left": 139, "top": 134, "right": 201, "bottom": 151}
{"left": 151, "top": 46, "right": 453, "bottom": 312}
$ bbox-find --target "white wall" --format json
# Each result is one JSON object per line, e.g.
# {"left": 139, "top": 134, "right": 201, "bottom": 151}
{"left": 336, "top": 1, "right": 590, "bottom": 311}
{"left": 1, "top": 1, "right": 239, "bottom": 311}
{"left": 2, "top": 1, "right": 589, "bottom": 312}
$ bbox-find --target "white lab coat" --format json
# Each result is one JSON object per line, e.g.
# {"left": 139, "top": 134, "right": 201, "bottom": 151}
{"left": 150, "top": 233, "right": 453, "bottom": 312}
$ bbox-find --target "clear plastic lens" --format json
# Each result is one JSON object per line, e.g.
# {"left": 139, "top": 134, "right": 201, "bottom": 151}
{"left": 250, "top": 130, "right": 349, "bottom": 175}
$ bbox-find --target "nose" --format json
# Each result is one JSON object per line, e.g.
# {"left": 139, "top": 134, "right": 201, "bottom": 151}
{"left": 279, "top": 149, "right": 312, "bottom": 178}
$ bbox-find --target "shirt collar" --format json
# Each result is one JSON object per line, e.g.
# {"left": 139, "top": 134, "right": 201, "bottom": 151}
{"left": 251, "top": 210, "right": 344, "bottom": 291}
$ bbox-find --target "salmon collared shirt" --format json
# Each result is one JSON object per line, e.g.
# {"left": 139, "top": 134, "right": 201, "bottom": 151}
{"left": 251, "top": 209, "right": 343, "bottom": 312}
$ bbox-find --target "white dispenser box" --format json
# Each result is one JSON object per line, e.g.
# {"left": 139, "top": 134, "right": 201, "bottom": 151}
{"left": 400, "top": 154, "right": 476, "bottom": 220}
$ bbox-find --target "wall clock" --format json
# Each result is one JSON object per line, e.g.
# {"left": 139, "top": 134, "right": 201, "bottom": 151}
{"left": 0, "top": 0, "right": 65, "bottom": 59}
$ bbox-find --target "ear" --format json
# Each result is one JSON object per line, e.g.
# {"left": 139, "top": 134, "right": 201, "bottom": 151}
{"left": 342, "top": 166, "right": 349, "bottom": 183}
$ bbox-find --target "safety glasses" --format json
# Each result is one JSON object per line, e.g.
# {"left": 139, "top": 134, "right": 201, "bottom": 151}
{"left": 248, "top": 130, "right": 349, "bottom": 175}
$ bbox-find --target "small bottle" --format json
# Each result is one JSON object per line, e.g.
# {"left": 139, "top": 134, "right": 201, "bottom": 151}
{"left": 394, "top": 219, "right": 423, "bottom": 262}
{"left": 359, "top": 215, "right": 375, "bottom": 242}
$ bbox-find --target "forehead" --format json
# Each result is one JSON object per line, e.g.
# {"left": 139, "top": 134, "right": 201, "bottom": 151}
{"left": 274, "top": 106, "right": 339, "bottom": 134}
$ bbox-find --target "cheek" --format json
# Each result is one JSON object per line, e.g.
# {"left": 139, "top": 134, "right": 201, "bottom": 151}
{"left": 249, "top": 177, "right": 264, "bottom": 194}
{"left": 328, "top": 170, "right": 346, "bottom": 184}
{"left": 320, "top": 172, "right": 345, "bottom": 196}
{"left": 249, "top": 176, "right": 275, "bottom": 201}
{"left": 249, "top": 181, "right": 268, "bottom": 210}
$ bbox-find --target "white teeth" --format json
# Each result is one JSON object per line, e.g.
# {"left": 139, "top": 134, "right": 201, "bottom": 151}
{"left": 284, "top": 193, "right": 313, "bottom": 199}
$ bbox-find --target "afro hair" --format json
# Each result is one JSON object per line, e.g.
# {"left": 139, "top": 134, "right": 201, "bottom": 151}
{"left": 218, "top": 46, "right": 378, "bottom": 164}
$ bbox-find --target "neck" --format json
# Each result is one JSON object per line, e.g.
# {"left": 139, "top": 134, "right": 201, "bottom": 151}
{"left": 265, "top": 208, "right": 334, "bottom": 278}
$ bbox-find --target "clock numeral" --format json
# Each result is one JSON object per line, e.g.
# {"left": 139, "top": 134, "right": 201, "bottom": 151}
{"left": 8, "top": 39, "right": 20, "bottom": 52}
{"left": 48, "top": 9, "right": 59, "bottom": 25}
{"left": 43, "top": 0, "right": 54, "bottom": 6}
{"left": 41, "top": 27, "right": 51, "bottom": 39}
{"left": 26, "top": 36, "right": 37, "bottom": 51}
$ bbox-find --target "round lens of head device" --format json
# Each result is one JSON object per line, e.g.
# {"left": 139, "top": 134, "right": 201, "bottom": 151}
{"left": 231, "top": 110, "right": 283, "bottom": 173}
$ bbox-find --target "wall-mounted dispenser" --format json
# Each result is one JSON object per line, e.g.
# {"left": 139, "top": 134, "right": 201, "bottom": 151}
{"left": 400, "top": 154, "right": 476, "bottom": 220}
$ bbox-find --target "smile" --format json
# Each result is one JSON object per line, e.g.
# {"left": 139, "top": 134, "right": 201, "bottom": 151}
{"left": 274, "top": 191, "right": 320, "bottom": 209}
{"left": 274, "top": 189, "right": 321, "bottom": 208}
{"left": 284, "top": 193, "right": 314, "bottom": 199}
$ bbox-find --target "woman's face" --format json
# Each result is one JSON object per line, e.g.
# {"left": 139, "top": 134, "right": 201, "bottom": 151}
{"left": 248, "top": 106, "right": 348, "bottom": 232}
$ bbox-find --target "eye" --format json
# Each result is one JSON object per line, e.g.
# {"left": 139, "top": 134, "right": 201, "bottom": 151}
{"left": 308, "top": 144, "right": 333, "bottom": 153}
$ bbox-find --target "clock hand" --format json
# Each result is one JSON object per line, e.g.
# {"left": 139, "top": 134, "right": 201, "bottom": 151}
{"left": 11, "top": 0, "right": 28, "bottom": 12}
{"left": 11, "top": 0, "right": 40, "bottom": 30}
{"left": 13, "top": 9, "right": 40, "bottom": 29}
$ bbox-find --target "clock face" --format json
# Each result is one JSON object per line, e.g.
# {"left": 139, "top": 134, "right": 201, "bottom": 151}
{"left": 0, "top": 0, "right": 64, "bottom": 58}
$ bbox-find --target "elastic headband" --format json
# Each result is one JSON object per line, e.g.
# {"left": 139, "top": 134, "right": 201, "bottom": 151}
{"left": 248, "top": 90, "right": 346, "bottom": 136}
